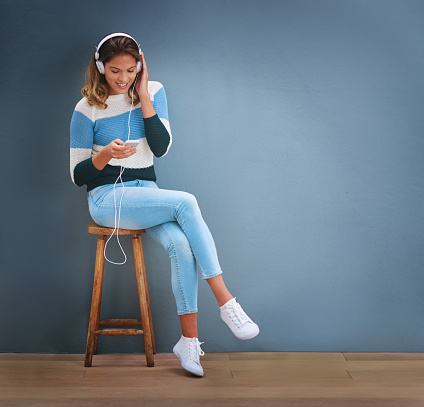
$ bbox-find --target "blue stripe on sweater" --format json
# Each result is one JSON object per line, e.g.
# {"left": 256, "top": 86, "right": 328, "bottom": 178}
{"left": 152, "top": 86, "right": 169, "bottom": 122}
{"left": 93, "top": 108, "right": 145, "bottom": 146}
{"left": 70, "top": 111, "right": 94, "bottom": 149}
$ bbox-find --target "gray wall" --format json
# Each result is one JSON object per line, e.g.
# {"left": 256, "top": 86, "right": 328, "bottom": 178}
{"left": 1, "top": 0, "right": 424, "bottom": 354}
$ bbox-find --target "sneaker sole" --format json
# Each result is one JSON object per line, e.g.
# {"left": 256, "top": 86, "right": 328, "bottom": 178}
{"left": 173, "top": 347, "right": 204, "bottom": 377}
{"left": 236, "top": 327, "right": 260, "bottom": 340}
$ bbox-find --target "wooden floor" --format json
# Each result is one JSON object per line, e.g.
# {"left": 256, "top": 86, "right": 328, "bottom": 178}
{"left": 1, "top": 352, "right": 424, "bottom": 406}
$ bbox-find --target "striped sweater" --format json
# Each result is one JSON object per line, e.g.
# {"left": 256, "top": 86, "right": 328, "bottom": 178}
{"left": 70, "top": 81, "right": 172, "bottom": 191}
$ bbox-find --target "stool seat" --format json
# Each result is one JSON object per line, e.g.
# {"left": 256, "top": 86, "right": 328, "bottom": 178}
{"left": 87, "top": 223, "right": 146, "bottom": 236}
{"left": 84, "top": 223, "right": 155, "bottom": 368}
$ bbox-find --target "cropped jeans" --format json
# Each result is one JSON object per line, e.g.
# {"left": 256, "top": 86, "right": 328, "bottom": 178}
{"left": 87, "top": 180, "right": 223, "bottom": 315}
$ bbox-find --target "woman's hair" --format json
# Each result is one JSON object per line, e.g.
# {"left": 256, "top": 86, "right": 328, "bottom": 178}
{"left": 81, "top": 36, "right": 141, "bottom": 109}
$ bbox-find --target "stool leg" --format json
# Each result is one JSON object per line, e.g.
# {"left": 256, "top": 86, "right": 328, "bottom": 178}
{"left": 132, "top": 235, "right": 155, "bottom": 367}
{"left": 93, "top": 234, "right": 106, "bottom": 355}
{"left": 85, "top": 234, "right": 106, "bottom": 367}
{"left": 92, "top": 254, "right": 104, "bottom": 356}
{"left": 143, "top": 262, "right": 156, "bottom": 355}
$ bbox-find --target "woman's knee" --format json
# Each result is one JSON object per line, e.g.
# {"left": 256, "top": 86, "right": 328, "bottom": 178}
{"left": 178, "top": 192, "right": 200, "bottom": 213}
{"left": 153, "top": 222, "right": 193, "bottom": 256}
{"left": 169, "top": 227, "right": 192, "bottom": 254}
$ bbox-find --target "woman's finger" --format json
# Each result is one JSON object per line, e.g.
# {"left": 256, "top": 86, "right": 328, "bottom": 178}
{"left": 141, "top": 53, "right": 148, "bottom": 78}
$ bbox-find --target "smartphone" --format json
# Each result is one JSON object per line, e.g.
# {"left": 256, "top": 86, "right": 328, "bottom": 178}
{"left": 124, "top": 140, "right": 139, "bottom": 147}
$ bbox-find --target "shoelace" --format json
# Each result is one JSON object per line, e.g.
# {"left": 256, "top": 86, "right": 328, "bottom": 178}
{"left": 225, "top": 302, "right": 250, "bottom": 328}
{"left": 188, "top": 339, "right": 205, "bottom": 363}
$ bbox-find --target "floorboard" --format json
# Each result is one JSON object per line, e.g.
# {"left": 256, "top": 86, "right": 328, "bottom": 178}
{"left": 1, "top": 352, "right": 424, "bottom": 406}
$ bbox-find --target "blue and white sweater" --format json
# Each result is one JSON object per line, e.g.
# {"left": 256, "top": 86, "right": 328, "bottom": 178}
{"left": 70, "top": 81, "right": 172, "bottom": 191}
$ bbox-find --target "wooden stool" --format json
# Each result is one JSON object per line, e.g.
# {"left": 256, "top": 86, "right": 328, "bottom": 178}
{"left": 84, "top": 223, "right": 155, "bottom": 367}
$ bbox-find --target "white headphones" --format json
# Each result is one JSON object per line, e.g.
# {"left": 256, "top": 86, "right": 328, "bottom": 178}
{"left": 95, "top": 32, "right": 142, "bottom": 75}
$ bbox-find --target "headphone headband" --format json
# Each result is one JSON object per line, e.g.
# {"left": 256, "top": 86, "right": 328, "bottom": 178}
{"left": 94, "top": 32, "right": 142, "bottom": 74}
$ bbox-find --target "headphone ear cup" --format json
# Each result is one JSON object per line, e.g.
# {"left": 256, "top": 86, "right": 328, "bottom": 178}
{"left": 96, "top": 61, "right": 105, "bottom": 75}
{"left": 137, "top": 60, "right": 142, "bottom": 73}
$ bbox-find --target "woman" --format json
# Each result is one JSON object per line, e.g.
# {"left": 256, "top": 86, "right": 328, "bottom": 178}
{"left": 70, "top": 33, "right": 259, "bottom": 377}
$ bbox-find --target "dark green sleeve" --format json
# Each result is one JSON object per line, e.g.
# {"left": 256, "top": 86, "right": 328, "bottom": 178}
{"left": 143, "top": 114, "right": 171, "bottom": 157}
{"left": 74, "top": 158, "right": 102, "bottom": 186}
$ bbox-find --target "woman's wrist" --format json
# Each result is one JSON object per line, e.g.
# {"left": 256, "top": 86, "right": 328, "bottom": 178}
{"left": 139, "top": 93, "right": 151, "bottom": 104}
{"left": 92, "top": 147, "right": 111, "bottom": 170}
{"left": 140, "top": 93, "right": 156, "bottom": 118}
{"left": 138, "top": 88, "right": 149, "bottom": 97}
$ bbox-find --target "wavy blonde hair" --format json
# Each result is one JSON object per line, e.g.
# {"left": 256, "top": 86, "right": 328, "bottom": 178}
{"left": 81, "top": 36, "right": 141, "bottom": 109}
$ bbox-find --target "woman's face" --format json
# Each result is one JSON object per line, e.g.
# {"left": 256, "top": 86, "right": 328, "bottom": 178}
{"left": 104, "top": 54, "right": 138, "bottom": 95}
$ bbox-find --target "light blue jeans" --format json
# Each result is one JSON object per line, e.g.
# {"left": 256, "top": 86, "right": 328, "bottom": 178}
{"left": 87, "top": 180, "right": 223, "bottom": 315}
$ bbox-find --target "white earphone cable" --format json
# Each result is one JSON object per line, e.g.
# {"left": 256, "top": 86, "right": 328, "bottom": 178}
{"left": 104, "top": 75, "right": 138, "bottom": 265}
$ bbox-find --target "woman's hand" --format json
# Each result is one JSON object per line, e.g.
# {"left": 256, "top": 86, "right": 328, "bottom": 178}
{"left": 105, "top": 139, "right": 137, "bottom": 159}
{"left": 135, "top": 52, "right": 156, "bottom": 118}
{"left": 135, "top": 52, "right": 149, "bottom": 98}
{"left": 92, "top": 139, "right": 137, "bottom": 170}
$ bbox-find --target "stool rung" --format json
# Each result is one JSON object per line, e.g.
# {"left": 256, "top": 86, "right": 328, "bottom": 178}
{"left": 100, "top": 319, "right": 141, "bottom": 326}
{"left": 95, "top": 328, "right": 144, "bottom": 336}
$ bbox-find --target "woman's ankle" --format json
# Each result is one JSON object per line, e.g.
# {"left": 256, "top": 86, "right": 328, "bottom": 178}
{"left": 206, "top": 275, "right": 234, "bottom": 307}
{"left": 179, "top": 312, "right": 198, "bottom": 338}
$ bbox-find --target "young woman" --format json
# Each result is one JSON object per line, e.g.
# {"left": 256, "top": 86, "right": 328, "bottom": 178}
{"left": 70, "top": 33, "right": 259, "bottom": 377}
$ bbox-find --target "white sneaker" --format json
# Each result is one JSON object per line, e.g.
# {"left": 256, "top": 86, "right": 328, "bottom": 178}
{"left": 173, "top": 336, "right": 205, "bottom": 377}
{"left": 220, "top": 298, "right": 260, "bottom": 340}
